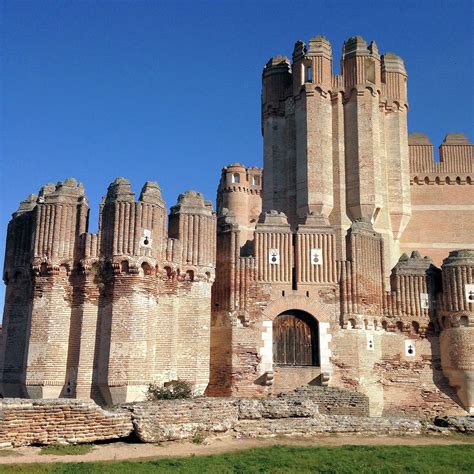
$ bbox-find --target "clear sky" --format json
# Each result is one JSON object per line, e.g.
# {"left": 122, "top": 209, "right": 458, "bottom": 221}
{"left": 0, "top": 0, "right": 473, "bottom": 311}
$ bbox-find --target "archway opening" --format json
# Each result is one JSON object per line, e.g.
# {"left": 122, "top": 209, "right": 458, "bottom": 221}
{"left": 273, "top": 310, "right": 319, "bottom": 366}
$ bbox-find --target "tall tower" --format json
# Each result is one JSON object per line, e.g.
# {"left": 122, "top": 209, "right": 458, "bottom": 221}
{"left": 261, "top": 35, "right": 411, "bottom": 269}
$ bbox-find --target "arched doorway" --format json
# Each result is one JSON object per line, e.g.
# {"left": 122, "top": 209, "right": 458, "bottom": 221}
{"left": 273, "top": 310, "right": 319, "bottom": 367}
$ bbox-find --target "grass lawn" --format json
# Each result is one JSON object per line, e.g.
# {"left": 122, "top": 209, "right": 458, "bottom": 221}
{"left": 0, "top": 444, "right": 473, "bottom": 473}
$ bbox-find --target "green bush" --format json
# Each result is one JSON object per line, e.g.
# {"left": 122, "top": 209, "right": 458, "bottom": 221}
{"left": 192, "top": 431, "right": 205, "bottom": 445}
{"left": 146, "top": 379, "right": 192, "bottom": 401}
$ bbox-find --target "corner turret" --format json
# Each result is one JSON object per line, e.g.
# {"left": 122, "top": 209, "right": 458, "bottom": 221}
{"left": 439, "top": 250, "right": 474, "bottom": 413}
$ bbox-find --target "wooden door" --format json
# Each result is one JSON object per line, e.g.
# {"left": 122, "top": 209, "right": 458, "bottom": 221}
{"left": 273, "top": 312, "right": 318, "bottom": 366}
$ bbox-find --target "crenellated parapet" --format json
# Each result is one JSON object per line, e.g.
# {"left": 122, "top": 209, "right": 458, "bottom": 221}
{"left": 168, "top": 190, "right": 216, "bottom": 273}
{"left": 99, "top": 178, "right": 166, "bottom": 273}
{"left": 409, "top": 133, "right": 473, "bottom": 182}
{"left": 382, "top": 251, "right": 440, "bottom": 335}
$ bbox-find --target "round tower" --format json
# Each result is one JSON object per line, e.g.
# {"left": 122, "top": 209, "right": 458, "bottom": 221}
{"left": 439, "top": 250, "right": 474, "bottom": 413}
{"left": 216, "top": 164, "right": 262, "bottom": 248}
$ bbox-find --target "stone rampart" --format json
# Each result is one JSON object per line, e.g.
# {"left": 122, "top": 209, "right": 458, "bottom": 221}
{"left": 0, "top": 399, "right": 133, "bottom": 448}
{"left": 287, "top": 386, "right": 370, "bottom": 416}
{"left": 0, "top": 389, "right": 428, "bottom": 447}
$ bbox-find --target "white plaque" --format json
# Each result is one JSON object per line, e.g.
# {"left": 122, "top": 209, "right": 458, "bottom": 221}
{"left": 141, "top": 229, "right": 152, "bottom": 247}
{"left": 367, "top": 333, "right": 374, "bottom": 351}
{"left": 405, "top": 340, "right": 416, "bottom": 357}
{"left": 420, "top": 293, "right": 429, "bottom": 309}
{"left": 310, "top": 248, "right": 323, "bottom": 265}
{"left": 465, "top": 284, "right": 474, "bottom": 304}
{"left": 268, "top": 248, "right": 280, "bottom": 265}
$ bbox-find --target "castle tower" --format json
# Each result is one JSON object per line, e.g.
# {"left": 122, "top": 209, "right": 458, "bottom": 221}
{"left": 439, "top": 250, "right": 474, "bottom": 413}
{"left": 261, "top": 35, "right": 411, "bottom": 270}
{"left": 96, "top": 178, "right": 166, "bottom": 405}
{"left": 26, "top": 179, "right": 88, "bottom": 398}
{"left": 0, "top": 195, "right": 37, "bottom": 397}
{"left": 293, "top": 36, "right": 334, "bottom": 222}
{"left": 261, "top": 55, "right": 294, "bottom": 224}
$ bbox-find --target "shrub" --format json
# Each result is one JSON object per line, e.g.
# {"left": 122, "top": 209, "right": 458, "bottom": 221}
{"left": 147, "top": 379, "right": 192, "bottom": 401}
{"left": 192, "top": 431, "right": 205, "bottom": 445}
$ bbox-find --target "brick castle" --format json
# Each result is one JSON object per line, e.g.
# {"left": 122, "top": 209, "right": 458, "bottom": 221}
{"left": 1, "top": 35, "right": 473, "bottom": 416}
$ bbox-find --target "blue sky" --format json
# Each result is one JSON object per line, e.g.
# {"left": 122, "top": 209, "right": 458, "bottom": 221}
{"left": 0, "top": 0, "right": 473, "bottom": 310}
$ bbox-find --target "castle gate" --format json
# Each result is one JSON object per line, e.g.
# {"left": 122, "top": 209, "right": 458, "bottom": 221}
{"left": 273, "top": 310, "right": 319, "bottom": 367}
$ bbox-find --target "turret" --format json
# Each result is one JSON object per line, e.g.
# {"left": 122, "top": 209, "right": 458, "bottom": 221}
{"left": 262, "top": 55, "right": 296, "bottom": 225}
{"left": 3, "top": 194, "right": 37, "bottom": 282}
{"left": 262, "top": 56, "right": 292, "bottom": 119}
{"left": 293, "top": 36, "right": 334, "bottom": 222}
{"left": 21, "top": 179, "right": 88, "bottom": 398}
{"left": 0, "top": 194, "right": 37, "bottom": 397}
{"left": 216, "top": 164, "right": 262, "bottom": 248}
{"left": 341, "top": 36, "right": 382, "bottom": 224}
{"left": 341, "top": 36, "right": 381, "bottom": 89}
{"left": 32, "top": 178, "right": 88, "bottom": 272}
{"left": 386, "top": 251, "right": 440, "bottom": 334}
{"left": 381, "top": 52, "right": 410, "bottom": 260}
{"left": 99, "top": 178, "right": 166, "bottom": 266}
{"left": 439, "top": 250, "right": 474, "bottom": 413}
{"left": 169, "top": 190, "right": 216, "bottom": 269}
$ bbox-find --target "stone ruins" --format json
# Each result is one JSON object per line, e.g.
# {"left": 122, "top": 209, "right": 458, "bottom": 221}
{"left": 1, "top": 35, "right": 473, "bottom": 417}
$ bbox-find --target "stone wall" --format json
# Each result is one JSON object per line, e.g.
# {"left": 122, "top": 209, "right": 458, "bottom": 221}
{"left": 288, "top": 386, "right": 370, "bottom": 416}
{"left": 0, "top": 399, "right": 133, "bottom": 448}
{"left": 0, "top": 389, "right": 428, "bottom": 448}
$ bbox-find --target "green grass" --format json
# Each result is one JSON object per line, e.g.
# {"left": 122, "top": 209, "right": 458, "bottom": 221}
{"left": 0, "top": 445, "right": 473, "bottom": 473}
{"left": 39, "top": 444, "right": 94, "bottom": 456}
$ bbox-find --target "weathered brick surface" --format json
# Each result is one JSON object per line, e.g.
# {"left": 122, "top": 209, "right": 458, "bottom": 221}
{"left": 287, "top": 386, "right": 369, "bottom": 416}
{"left": 0, "top": 399, "right": 132, "bottom": 447}
{"left": 3, "top": 394, "right": 465, "bottom": 447}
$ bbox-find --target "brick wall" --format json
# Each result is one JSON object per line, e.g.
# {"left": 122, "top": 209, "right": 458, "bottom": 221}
{"left": 0, "top": 399, "right": 132, "bottom": 448}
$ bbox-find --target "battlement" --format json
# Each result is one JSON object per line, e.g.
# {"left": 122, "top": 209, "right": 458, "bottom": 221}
{"left": 409, "top": 133, "right": 473, "bottom": 180}
{"left": 262, "top": 35, "right": 407, "bottom": 118}
{"left": 219, "top": 163, "right": 262, "bottom": 192}
{"left": 3, "top": 177, "right": 216, "bottom": 282}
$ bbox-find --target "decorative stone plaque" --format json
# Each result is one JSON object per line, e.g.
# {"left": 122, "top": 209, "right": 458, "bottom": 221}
{"left": 310, "top": 248, "right": 323, "bottom": 265}
{"left": 465, "top": 284, "right": 474, "bottom": 304}
{"left": 367, "top": 333, "right": 374, "bottom": 351}
{"left": 141, "top": 229, "right": 152, "bottom": 247}
{"left": 420, "top": 293, "right": 429, "bottom": 309}
{"left": 405, "top": 340, "right": 416, "bottom": 357}
{"left": 268, "top": 248, "right": 280, "bottom": 265}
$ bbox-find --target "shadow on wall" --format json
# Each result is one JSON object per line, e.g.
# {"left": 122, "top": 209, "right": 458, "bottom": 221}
{"left": 427, "top": 330, "right": 463, "bottom": 410}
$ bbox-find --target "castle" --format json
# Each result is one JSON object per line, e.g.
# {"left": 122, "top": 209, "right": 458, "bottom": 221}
{"left": 1, "top": 35, "right": 473, "bottom": 416}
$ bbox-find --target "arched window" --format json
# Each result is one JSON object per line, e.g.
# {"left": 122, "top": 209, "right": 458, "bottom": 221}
{"left": 273, "top": 311, "right": 319, "bottom": 366}
{"left": 252, "top": 175, "right": 260, "bottom": 186}
{"left": 231, "top": 173, "right": 240, "bottom": 184}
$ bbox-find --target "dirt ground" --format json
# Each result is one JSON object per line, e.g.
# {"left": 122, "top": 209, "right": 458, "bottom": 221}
{"left": 1, "top": 434, "right": 473, "bottom": 465}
